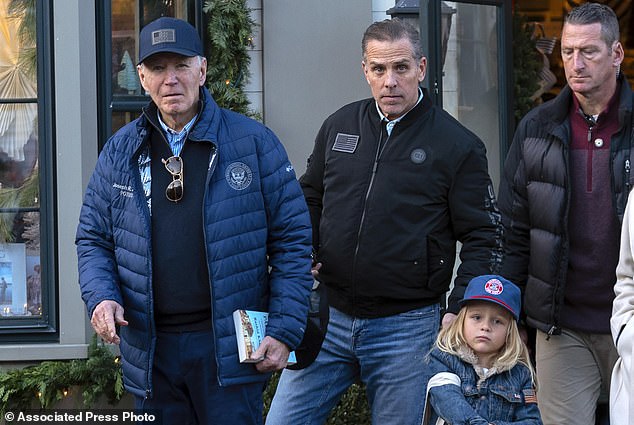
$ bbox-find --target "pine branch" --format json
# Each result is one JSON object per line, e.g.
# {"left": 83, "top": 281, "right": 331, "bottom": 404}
{"left": 203, "top": 0, "right": 256, "bottom": 115}
{"left": 0, "top": 335, "right": 124, "bottom": 414}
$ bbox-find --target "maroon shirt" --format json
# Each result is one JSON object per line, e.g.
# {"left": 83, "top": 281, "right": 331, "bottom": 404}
{"left": 562, "top": 88, "right": 621, "bottom": 333}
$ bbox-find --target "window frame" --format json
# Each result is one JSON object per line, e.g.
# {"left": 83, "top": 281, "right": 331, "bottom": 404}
{"left": 0, "top": 0, "right": 58, "bottom": 342}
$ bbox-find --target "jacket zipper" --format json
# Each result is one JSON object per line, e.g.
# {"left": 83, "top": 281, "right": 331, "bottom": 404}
{"left": 353, "top": 123, "right": 390, "bottom": 260}
{"left": 552, "top": 133, "right": 569, "bottom": 339}
{"left": 626, "top": 159, "right": 631, "bottom": 194}
{"left": 202, "top": 143, "right": 221, "bottom": 385}
{"left": 586, "top": 124, "right": 595, "bottom": 191}
{"left": 351, "top": 123, "right": 390, "bottom": 309}
{"left": 134, "top": 119, "right": 156, "bottom": 398}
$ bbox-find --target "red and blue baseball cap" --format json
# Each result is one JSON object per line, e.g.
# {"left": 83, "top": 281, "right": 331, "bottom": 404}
{"left": 138, "top": 17, "right": 203, "bottom": 64}
{"left": 460, "top": 275, "right": 521, "bottom": 321}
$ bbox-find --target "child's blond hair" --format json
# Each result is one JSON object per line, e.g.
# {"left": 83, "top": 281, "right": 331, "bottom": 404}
{"left": 436, "top": 306, "right": 537, "bottom": 386}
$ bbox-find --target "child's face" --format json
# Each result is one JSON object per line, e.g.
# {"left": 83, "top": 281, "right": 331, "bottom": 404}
{"left": 463, "top": 301, "right": 512, "bottom": 368}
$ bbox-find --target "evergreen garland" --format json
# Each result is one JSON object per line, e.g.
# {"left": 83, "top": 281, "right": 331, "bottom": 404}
{"left": 203, "top": 0, "right": 256, "bottom": 115}
{"left": 0, "top": 336, "right": 124, "bottom": 414}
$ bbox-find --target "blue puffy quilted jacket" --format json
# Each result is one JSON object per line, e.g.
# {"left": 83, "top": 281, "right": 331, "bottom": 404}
{"left": 76, "top": 88, "right": 313, "bottom": 398}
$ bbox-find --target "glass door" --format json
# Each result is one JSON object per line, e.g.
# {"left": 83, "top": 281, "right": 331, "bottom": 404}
{"left": 421, "top": 0, "right": 512, "bottom": 189}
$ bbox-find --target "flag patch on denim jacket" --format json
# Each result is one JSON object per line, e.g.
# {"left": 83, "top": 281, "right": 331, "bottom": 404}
{"left": 523, "top": 388, "right": 537, "bottom": 404}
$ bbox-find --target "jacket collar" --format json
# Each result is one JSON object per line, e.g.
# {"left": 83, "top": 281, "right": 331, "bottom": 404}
{"left": 398, "top": 87, "right": 433, "bottom": 126}
{"left": 187, "top": 86, "right": 221, "bottom": 143}
{"left": 456, "top": 346, "right": 515, "bottom": 387}
{"left": 369, "top": 87, "right": 433, "bottom": 131}
{"left": 540, "top": 73, "right": 633, "bottom": 136}
{"left": 133, "top": 86, "right": 220, "bottom": 157}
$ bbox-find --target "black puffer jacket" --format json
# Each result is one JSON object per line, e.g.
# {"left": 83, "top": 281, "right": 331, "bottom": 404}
{"left": 301, "top": 91, "right": 502, "bottom": 318}
{"left": 498, "top": 76, "right": 634, "bottom": 335}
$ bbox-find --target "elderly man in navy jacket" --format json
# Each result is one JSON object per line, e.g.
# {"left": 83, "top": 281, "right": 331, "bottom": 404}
{"left": 76, "top": 17, "right": 312, "bottom": 424}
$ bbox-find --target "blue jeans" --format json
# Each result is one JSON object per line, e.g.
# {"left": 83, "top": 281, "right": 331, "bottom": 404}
{"left": 266, "top": 304, "right": 440, "bottom": 425}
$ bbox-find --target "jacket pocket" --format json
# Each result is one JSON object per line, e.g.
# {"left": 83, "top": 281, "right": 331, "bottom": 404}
{"left": 426, "top": 235, "right": 455, "bottom": 292}
{"left": 489, "top": 387, "right": 524, "bottom": 403}
{"left": 489, "top": 387, "right": 524, "bottom": 421}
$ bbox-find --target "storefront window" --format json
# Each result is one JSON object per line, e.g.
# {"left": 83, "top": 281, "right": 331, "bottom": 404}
{"left": 0, "top": 0, "right": 42, "bottom": 321}
{"left": 112, "top": 1, "right": 143, "bottom": 96}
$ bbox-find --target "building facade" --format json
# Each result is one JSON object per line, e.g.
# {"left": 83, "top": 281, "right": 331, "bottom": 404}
{"left": 0, "top": 0, "right": 513, "bottom": 365}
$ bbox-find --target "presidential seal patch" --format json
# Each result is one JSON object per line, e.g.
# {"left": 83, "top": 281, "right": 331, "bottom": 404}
{"left": 226, "top": 162, "right": 253, "bottom": 190}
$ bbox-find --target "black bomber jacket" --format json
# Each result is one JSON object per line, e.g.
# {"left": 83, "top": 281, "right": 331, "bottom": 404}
{"left": 300, "top": 89, "right": 503, "bottom": 318}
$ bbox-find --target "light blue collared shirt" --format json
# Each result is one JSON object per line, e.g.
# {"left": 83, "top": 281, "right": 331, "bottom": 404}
{"left": 157, "top": 112, "right": 198, "bottom": 156}
{"left": 375, "top": 88, "right": 424, "bottom": 136}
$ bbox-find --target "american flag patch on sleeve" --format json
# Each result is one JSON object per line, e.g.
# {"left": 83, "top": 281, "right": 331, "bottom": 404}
{"left": 523, "top": 388, "right": 538, "bottom": 404}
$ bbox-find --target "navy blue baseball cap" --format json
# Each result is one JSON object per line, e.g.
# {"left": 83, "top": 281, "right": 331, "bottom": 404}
{"left": 460, "top": 275, "right": 521, "bottom": 321}
{"left": 138, "top": 17, "right": 203, "bottom": 64}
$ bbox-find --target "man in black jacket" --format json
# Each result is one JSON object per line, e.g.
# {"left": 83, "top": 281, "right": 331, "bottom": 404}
{"left": 267, "top": 18, "right": 502, "bottom": 425}
{"left": 498, "top": 3, "right": 631, "bottom": 424}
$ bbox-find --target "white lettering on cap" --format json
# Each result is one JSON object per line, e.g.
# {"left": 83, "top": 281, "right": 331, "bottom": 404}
{"left": 152, "top": 29, "right": 176, "bottom": 45}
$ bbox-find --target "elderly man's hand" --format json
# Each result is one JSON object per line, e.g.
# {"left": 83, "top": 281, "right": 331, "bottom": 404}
{"left": 252, "top": 336, "right": 292, "bottom": 373}
{"left": 91, "top": 300, "right": 128, "bottom": 344}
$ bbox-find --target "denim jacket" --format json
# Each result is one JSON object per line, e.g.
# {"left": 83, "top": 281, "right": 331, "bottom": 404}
{"left": 424, "top": 347, "right": 543, "bottom": 425}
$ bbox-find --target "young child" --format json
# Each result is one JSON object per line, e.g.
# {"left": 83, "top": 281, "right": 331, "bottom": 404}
{"left": 423, "top": 275, "right": 542, "bottom": 425}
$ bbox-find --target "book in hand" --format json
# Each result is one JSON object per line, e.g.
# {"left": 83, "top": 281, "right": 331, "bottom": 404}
{"left": 233, "top": 309, "right": 297, "bottom": 366}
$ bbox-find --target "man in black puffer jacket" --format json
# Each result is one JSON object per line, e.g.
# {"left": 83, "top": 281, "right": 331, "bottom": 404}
{"left": 498, "top": 3, "right": 633, "bottom": 424}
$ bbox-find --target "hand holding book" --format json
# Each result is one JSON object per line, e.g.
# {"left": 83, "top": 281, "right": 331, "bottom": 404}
{"left": 252, "top": 335, "right": 293, "bottom": 373}
{"left": 233, "top": 309, "right": 297, "bottom": 372}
